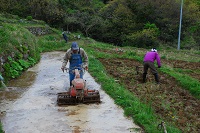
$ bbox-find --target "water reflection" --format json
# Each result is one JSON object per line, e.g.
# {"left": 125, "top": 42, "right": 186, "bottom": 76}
{"left": 0, "top": 71, "right": 37, "bottom": 118}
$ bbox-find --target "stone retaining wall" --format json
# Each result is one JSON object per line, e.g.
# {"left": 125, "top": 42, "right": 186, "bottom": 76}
{"left": 26, "top": 26, "right": 53, "bottom": 36}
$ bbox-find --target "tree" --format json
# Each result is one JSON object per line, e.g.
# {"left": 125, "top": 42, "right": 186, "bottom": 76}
{"left": 76, "top": 11, "right": 102, "bottom": 37}
{"left": 63, "top": 12, "right": 78, "bottom": 32}
{"left": 27, "top": 0, "right": 65, "bottom": 26}
{"left": 98, "top": 0, "right": 137, "bottom": 44}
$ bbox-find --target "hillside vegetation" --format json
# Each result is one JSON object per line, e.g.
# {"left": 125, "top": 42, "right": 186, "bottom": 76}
{"left": 0, "top": 13, "right": 200, "bottom": 133}
{"left": 1, "top": 0, "right": 200, "bottom": 49}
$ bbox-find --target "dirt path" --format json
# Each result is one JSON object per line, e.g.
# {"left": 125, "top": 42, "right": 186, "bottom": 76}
{"left": 0, "top": 51, "right": 141, "bottom": 133}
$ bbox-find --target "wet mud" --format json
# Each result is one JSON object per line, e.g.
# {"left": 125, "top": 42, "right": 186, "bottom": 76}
{"left": 0, "top": 51, "right": 141, "bottom": 133}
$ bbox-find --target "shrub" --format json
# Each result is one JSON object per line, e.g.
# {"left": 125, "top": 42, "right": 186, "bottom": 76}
{"left": 26, "top": 16, "right": 33, "bottom": 21}
{"left": 122, "top": 29, "right": 159, "bottom": 48}
{"left": 18, "top": 59, "right": 30, "bottom": 69}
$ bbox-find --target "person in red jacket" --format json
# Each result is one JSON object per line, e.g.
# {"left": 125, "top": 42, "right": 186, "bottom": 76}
{"left": 143, "top": 48, "right": 161, "bottom": 84}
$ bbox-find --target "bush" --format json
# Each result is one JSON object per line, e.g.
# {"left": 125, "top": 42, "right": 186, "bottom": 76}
{"left": 26, "top": 16, "right": 33, "bottom": 21}
{"left": 122, "top": 29, "right": 159, "bottom": 48}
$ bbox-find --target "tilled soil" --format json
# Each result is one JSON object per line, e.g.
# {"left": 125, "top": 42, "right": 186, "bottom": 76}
{"left": 98, "top": 55, "right": 200, "bottom": 133}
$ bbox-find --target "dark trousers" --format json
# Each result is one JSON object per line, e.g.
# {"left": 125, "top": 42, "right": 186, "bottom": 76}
{"left": 143, "top": 61, "right": 159, "bottom": 83}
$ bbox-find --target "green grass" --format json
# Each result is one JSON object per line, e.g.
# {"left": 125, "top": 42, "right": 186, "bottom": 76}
{"left": 161, "top": 66, "right": 200, "bottom": 99}
{"left": 159, "top": 49, "right": 200, "bottom": 62}
{"left": 0, "top": 122, "right": 3, "bottom": 133}
{"left": 37, "top": 35, "right": 66, "bottom": 52}
{"left": 0, "top": 23, "right": 39, "bottom": 54}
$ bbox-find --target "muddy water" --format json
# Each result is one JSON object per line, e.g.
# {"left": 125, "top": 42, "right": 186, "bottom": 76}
{"left": 0, "top": 51, "right": 141, "bottom": 133}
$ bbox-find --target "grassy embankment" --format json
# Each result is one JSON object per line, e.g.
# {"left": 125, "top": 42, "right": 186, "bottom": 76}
{"left": 0, "top": 13, "right": 67, "bottom": 132}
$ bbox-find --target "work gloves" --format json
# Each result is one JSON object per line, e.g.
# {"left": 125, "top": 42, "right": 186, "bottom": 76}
{"left": 61, "top": 66, "right": 88, "bottom": 72}
{"left": 85, "top": 66, "right": 88, "bottom": 71}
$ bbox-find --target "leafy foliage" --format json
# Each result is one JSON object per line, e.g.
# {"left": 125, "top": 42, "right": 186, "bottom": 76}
{"left": 123, "top": 29, "right": 159, "bottom": 48}
{"left": 26, "top": 16, "right": 33, "bottom": 21}
{"left": 2, "top": 53, "right": 36, "bottom": 80}
{"left": 28, "top": 57, "right": 36, "bottom": 66}
{"left": 3, "top": 62, "right": 20, "bottom": 78}
{"left": 3, "top": 56, "right": 23, "bottom": 78}
{"left": 18, "top": 59, "right": 30, "bottom": 69}
{"left": 1, "top": 0, "right": 200, "bottom": 49}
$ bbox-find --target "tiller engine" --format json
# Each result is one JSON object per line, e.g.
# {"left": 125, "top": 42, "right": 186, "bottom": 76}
{"left": 57, "top": 68, "right": 100, "bottom": 105}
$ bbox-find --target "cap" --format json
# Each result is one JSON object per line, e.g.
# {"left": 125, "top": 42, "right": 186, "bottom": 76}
{"left": 71, "top": 42, "right": 79, "bottom": 50}
{"left": 151, "top": 48, "right": 157, "bottom": 52}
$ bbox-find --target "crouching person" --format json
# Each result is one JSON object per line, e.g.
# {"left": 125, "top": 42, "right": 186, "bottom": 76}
{"left": 143, "top": 48, "right": 161, "bottom": 84}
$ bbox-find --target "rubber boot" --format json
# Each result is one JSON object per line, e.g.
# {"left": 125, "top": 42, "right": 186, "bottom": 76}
{"left": 143, "top": 73, "right": 147, "bottom": 83}
{"left": 70, "top": 81, "right": 73, "bottom": 87}
{"left": 154, "top": 73, "right": 159, "bottom": 84}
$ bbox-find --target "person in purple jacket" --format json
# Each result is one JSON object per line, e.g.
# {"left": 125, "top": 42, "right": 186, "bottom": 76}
{"left": 143, "top": 48, "right": 161, "bottom": 84}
